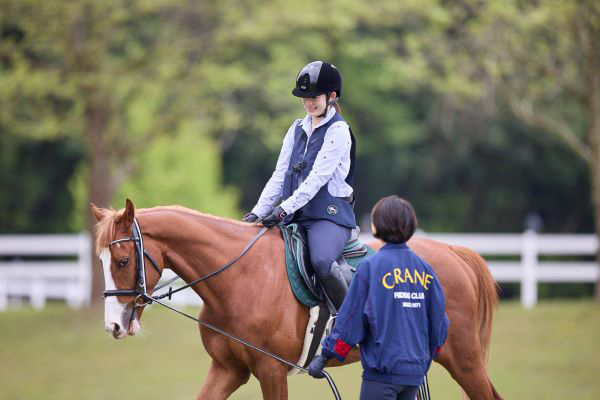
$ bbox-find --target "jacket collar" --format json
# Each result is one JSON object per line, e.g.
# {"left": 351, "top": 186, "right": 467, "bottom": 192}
{"left": 380, "top": 242, "right": 409, "bottom": 251}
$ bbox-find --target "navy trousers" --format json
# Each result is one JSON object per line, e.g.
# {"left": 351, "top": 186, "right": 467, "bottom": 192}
{"left": 359, "top": 379, "right": 419, "bottom": 400}
{"left": 295, "top": 218, "right": 351, "bottom": 279}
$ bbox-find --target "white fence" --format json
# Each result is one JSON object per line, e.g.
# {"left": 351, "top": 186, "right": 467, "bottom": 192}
{"left": 0, "top": 230, "right": 598, "bottom": 310}
{"left": 362, "top": 230, "right": 599, "bottom": 308}
{"left": 0, "top": 233, "right": 92, "bottom": 310}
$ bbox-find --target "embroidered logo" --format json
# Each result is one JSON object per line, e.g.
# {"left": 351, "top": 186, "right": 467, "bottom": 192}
{"left": 327, "top": 205, "right": 338, "bottom": 215}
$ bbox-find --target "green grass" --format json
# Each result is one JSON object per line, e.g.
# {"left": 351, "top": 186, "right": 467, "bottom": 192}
{"left": 0, "top": 301, "right": 599, "bottom": 399}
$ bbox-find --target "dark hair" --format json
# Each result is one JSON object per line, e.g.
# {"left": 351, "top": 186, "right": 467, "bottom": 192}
{"left": 330, "top": 97, "right": 341, "bottom": 114}
{"left": 371, "top": 195, "right": 418, "bottom": 244}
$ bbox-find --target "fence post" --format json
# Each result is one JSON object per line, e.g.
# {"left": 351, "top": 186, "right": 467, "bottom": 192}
{"left": 78, "top": 233, "right": 92, "bottom": 307}
{"left": 521, "top": 229, "right": 538, "bottom": 308}
{"left": 0, "top": 278, "right": 7, "bottom": 310}
{"left": 30, "top": 277, "right": 46, "bottom": 310}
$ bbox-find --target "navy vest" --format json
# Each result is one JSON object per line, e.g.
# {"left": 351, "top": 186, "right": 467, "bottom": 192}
{"left": 281, "top": 113, "right": 356, "bottom": 228}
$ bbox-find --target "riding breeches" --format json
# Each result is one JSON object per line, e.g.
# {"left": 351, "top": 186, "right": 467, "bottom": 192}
{"left": 295, "top": 218, "right": 351, "bottom": 279}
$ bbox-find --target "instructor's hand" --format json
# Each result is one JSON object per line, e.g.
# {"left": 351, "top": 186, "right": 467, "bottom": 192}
{"left": 307, "top": 355, "right": 329, "bottom": 379}
{"left": 261, "top": 206, "right": 287, "bottom": 228}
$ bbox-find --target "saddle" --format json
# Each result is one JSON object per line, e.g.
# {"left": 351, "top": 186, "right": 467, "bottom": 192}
{"left": 279, "top": 223, "right": 375, "bottom": 308}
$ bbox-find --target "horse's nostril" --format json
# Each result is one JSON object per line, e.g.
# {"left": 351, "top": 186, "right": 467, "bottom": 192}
{"left": 113, "top": 323, "right": 121, "bottom": 333}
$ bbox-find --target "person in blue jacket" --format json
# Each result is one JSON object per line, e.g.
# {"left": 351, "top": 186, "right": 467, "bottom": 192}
{"left": 308, "top": 195, "right": 449, "bottom": 400}
{"left": 242, "top": 61, "right": 357, "bottom": 313}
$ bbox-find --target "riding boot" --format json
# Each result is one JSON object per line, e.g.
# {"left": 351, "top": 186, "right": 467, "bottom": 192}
{"left": 320, "top": 261, "right": 349, "bottom": 314}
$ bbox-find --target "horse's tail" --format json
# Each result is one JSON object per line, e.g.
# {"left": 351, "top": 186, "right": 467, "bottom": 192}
{"left": 450, "top": 245, "right": 499, "bottom": 362}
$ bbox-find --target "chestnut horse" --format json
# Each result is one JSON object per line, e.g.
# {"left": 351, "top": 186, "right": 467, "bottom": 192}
{"left": 92, "top": 200, "right": 502, "bottom": 400}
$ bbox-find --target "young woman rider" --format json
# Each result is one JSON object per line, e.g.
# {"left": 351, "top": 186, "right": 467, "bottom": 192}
{"left": 242, "top": 61, "right": 357, "bottom": 313}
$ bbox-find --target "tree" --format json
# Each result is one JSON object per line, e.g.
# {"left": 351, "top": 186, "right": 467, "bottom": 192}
{"left": 0, "top": 0, "right": 226, "bottom": 304}
{"left": 413, "top": 0, "right": 600, "bottom": 299}
{"left": 0, "top": 135, "right": 82, "bottom": 233}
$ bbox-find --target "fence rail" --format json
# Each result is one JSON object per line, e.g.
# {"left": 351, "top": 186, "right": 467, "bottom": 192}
{"left": 363, "top": 230, "right": 599, "bottom": 308}
{"left": 0, "top": 230, "right": 598, "bottom": 310}
{"left": 0, "top": 234, "right": 91, "bottom": 310}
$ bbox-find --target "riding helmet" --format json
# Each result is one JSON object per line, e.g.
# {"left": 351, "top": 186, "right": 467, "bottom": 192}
{"left": 292, "top": 61, "right": 342, "bottom": 98}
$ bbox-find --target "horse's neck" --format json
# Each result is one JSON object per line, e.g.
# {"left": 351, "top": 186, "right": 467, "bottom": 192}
{"left": 143, "top": 209, "right": 263, "bottom": 309}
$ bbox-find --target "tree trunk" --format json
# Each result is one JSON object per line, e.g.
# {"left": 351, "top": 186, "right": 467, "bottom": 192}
{"left": 585, "top": 44, "right": 600, "bottom": 303}
{"left": 84, "top": 91, "right": 115, "bottom": 306}
{"left": 591, "top": 157, "right": 600, "bottom": 302}
{"left": 591, "top": 145, "right": 600, "bottom": 304}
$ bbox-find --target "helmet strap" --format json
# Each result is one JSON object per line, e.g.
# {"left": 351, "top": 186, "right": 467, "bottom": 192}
{"left": 317, "top": 92, "right": 332, "bottom": 118}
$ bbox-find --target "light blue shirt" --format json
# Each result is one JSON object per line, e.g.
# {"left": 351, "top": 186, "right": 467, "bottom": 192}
{"left": 251, "top": 106, "right": 353, "bottom": 218}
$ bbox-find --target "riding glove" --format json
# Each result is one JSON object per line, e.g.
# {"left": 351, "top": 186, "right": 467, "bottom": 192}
{"left": 307, "top": 355, "right": 329, "bottom": 379}
{"left": 242, "top": 212, "right": 259, "bottom": 223}
{"left": 261, "top": 206, "right": 287, "bottom": 228}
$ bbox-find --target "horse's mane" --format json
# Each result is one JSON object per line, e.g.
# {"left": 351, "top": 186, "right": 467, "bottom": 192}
{"left": 94, "top": 205, "right": 248, "bottom": 255}
{"left": 94, "top": 207, "right": 120, "bottom": 255}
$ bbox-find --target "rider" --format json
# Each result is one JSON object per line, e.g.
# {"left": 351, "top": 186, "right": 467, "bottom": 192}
{"left": 243, "top": 60, "right": 356, "bottom": 313}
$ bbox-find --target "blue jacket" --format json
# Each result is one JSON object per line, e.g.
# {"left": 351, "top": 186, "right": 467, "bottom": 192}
{"left": 321, "top": 243, "right": 449, "bottom": 386}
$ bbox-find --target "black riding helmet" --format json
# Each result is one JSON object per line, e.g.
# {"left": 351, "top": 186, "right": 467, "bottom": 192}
{"left": 292, "top": 61, "right": 342, "bottom": 98}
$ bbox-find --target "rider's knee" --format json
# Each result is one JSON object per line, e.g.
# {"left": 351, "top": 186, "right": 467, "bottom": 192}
{"left": 311, "top": 256, "right": 334, "bottom": 279}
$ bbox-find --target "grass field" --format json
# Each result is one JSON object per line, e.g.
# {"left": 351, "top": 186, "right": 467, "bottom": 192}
{"left": 1, "top": 300, "right": 599, "bottom": 399}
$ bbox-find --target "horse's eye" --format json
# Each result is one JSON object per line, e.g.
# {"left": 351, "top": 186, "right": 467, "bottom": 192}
{"left": 117, "top": 258, "right": 129, "bottom": 268}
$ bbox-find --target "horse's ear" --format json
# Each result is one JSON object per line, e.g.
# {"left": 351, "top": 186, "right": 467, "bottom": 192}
{"left": 90, "top": 203, "right": 104, "bottom": 222}
{"left": 116, "top": 198, "right": 135, "bottom": 233}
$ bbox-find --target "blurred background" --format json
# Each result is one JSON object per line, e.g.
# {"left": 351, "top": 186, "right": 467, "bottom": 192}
{"left": 1, "top": 0, "right": 599, "bottom": 398}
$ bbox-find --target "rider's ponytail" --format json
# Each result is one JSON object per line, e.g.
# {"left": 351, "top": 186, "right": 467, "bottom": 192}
{"left": 332, "top": 101, "right": 341, "bottom": 115}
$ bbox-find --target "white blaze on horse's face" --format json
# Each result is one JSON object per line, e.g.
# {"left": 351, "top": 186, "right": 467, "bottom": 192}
{"left": 100, "top": 248, "right": 141, "bottom": 339}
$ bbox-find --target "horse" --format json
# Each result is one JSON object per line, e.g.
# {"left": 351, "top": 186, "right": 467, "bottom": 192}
{"left": 91, "top": 199, "right": 503, "bottom": 400}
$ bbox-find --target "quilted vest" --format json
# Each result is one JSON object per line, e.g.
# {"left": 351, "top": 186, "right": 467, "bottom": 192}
{"left": 281, "top": 113, "right": 356, "bottom": 228}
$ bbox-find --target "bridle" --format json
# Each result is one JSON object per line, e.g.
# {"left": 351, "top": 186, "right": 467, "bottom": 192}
{"left": 103, "top": 218, "right": 161, "bottom": 300}
{"left": 103, "top": 217, "right": 270, "bottom": 304}
{"left": 100, "top": 217, "right": 342, "bottom": 400}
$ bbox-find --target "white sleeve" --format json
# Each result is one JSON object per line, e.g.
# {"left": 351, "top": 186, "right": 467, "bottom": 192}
{"left": 279, "top": 121, "right": 351, "bottom": 214}
{"left": 250, "top": 120, "right": 299, "bottom": 218}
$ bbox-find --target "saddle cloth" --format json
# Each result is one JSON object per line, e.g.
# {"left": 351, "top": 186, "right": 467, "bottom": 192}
{"left": 279, "top": 223, "right": 375, "bottom": 308}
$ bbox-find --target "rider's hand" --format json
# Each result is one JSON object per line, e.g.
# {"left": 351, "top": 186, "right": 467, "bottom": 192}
{"left": 261, "top": 206, "right": 287, "bottom": 228}
{"left": 307, "top": 355, "right": 329, "bottom": 379}
{"left": 242, "top": 212, "right": 259, "bottom": 223}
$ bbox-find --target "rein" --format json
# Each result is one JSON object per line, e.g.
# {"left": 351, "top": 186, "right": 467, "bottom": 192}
{"left": 146, "top": 293, "right": 342, "bottom": 400}
{"left": 102, "top": 219, "right": 342, "bottom": 400}
{"left": 152, "top": 225, "right": 268, "bottom": 301}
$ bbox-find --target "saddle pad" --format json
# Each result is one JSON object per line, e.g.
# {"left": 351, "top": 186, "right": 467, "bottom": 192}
{"left": 280, "top": 224, "right": 375, "bottom": 308}
{"left": 344, "top": 239, "right": 376, "bottom": 269}
{"left": 281, "top": 224, "right": 320, "bottom": 308}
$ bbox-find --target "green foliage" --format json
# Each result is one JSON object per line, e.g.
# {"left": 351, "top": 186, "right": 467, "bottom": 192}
{"left": 0, "top": 0, "right": 597, "bottom": 241}
{"left": 1, "top": 0, "right": 238, "bottom": 232}
{"left": 0, "top": 134, "right": 82, "bottom": 233}
{"left": 115, "top": 121, "right": 239, "bottom": 217}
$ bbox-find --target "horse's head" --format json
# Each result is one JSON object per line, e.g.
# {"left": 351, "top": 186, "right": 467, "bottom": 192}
{"left": 91, "top": 199, "right": 163, "bottom": 339}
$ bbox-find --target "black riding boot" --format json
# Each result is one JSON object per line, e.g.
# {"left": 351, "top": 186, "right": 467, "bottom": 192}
{"left": 321, "top": 261, "right": 349, "bottom": 314}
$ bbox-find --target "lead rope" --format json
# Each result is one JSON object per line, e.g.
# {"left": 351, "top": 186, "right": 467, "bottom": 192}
{"left": 416, "top": 374, "right": 430, "bottom": 400}
{"left": 142, "top": 294, "right": 342, "bottom": 400}
{"left": 140, "top": 223, "right": 341, "bottom": 399}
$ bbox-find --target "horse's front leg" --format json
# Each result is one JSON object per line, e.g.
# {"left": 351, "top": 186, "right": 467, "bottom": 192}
{"left": 253, "top": 359, "right": 289, "bottom": 400}
{"left": 196, "top": 359, "right": 250, "bottom": 400}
